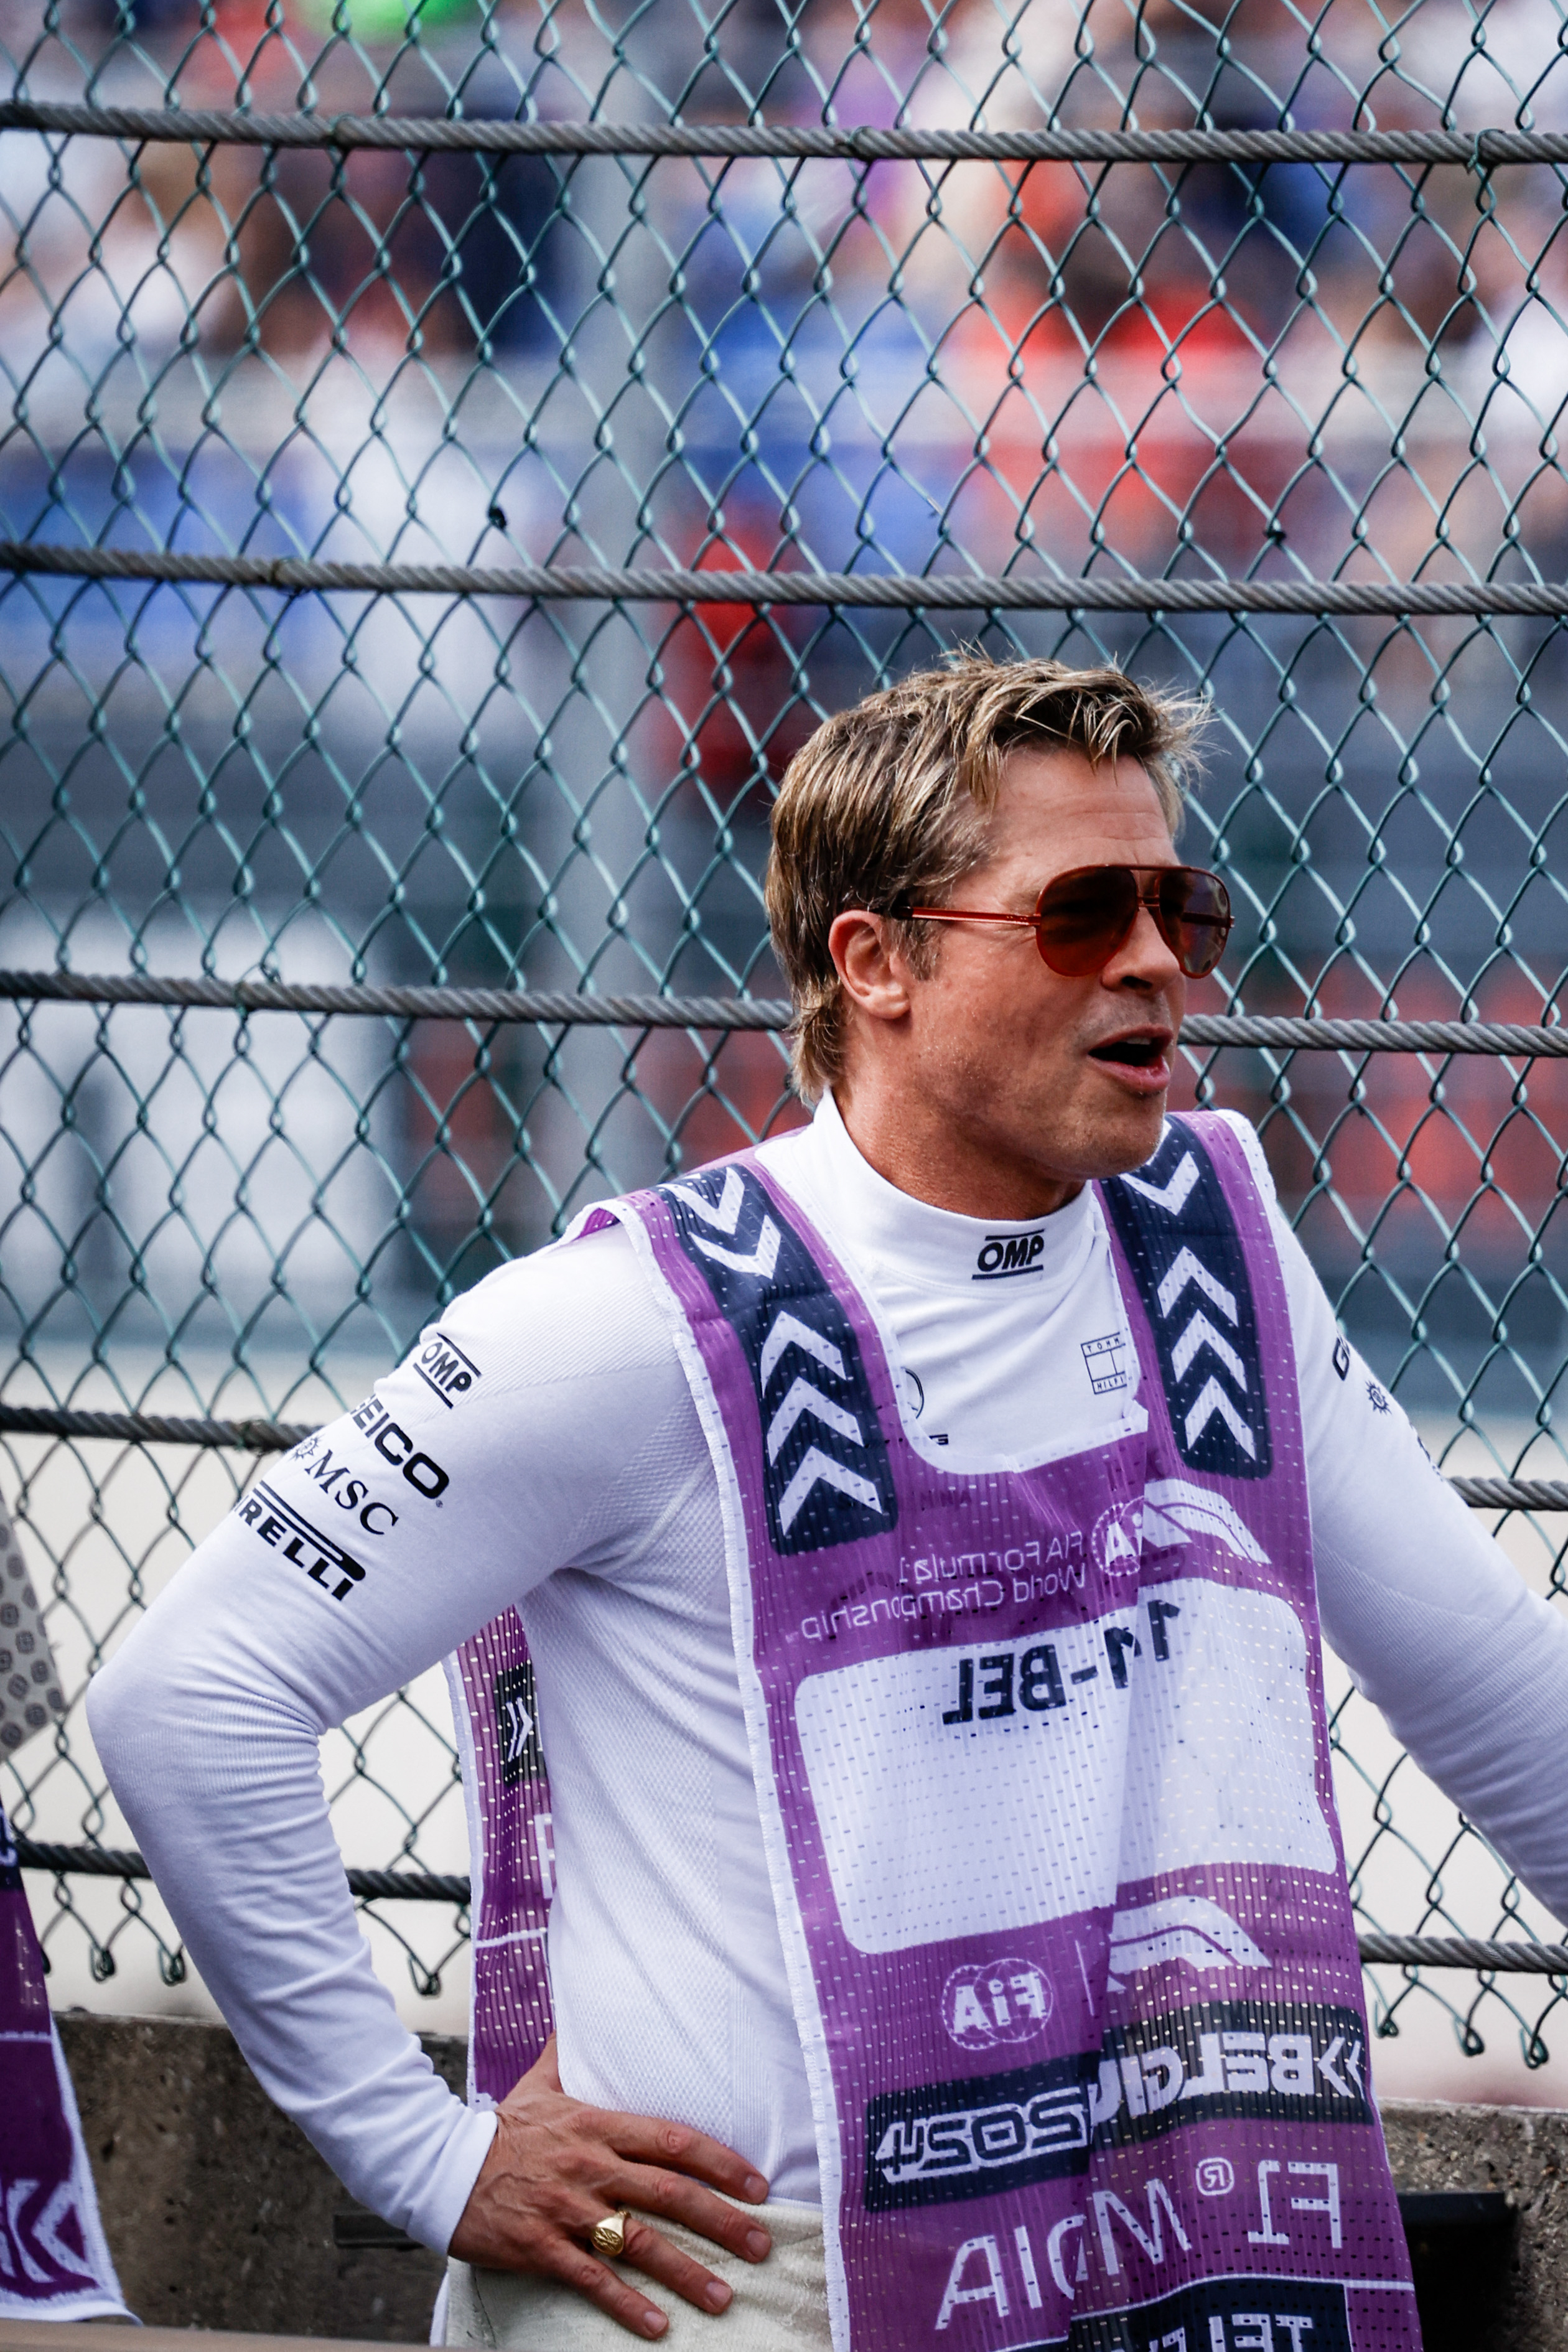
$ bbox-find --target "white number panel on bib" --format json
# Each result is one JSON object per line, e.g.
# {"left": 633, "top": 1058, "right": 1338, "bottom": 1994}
{"left": 793, "top": 1575, "right": 1335, "bottom": 1955}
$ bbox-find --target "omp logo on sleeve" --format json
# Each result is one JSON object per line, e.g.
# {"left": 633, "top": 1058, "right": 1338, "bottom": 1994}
{"left": 662, "top": 1165, "right": 896, "bottom": 1556}
{"left": 864, "top": 2053, "right": 1094, "bottom": 2210}
{"left": 1091, "top": 1996, "right": 1371, "bottom": 2147}
{"left": 1102, "top": 1120, "right": 1271, "bottom": 1478}
{"left": 414, "top": 1330, "right": 482, "bottom": 1407}
{"left": 238, "top": 1483, "right": 366, "bottom": 1601}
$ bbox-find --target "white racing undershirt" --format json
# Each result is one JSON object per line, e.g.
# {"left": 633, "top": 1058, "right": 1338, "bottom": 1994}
{"left": 90, "top": 1100, "right": 1568, "bottom": 2252}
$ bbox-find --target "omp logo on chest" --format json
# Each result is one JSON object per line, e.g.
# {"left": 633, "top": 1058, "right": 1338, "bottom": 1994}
{"left": 238, "top": 1484, "right": 366, "bottom": 1602}
{"left": 973, "top": 1230, "right": 1045, "bottom": 1280}
{"left": 414, "top": 1330, "right": 482, "bottom": 1407}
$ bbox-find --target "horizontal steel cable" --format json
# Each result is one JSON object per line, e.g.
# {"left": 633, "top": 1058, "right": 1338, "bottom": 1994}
{"left": 0, "top": 967, "right": 795, "bottom": 1030}
{"left": 12, "top": 1834, "right": 469, "bottom": 1905}
{"left": 0, "top": 1401, "right": 1557, "bottom": 1506}
{"left": 11, "top": 1835, "right": 1566, "bottom": 1962}
{"left": 1352, "top": 1933, "right": 1568, "bottom": 1974}
{"left": 5, "top": 538, "right": 1568, "bottom": 617}
{"left": 4, "top": 100, "right": 1568, "bottom": 166}
{"left": 0, "top": 1401, "right": 317, "bottom": 1449}
{"left": 1, "top": 971, "right": 1566, "bottom": 1060}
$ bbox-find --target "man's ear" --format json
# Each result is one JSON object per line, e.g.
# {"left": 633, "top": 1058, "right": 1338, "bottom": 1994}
{"left": 828, "top": 911, "right": 914, "bottom": 1025}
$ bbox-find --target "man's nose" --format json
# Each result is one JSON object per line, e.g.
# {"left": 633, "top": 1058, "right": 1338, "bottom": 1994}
{"left": 1102, "top": 900, "right": 1183, "bottom": 989}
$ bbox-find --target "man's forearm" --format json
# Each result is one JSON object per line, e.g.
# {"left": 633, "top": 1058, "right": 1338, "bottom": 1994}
{"left": 88, "top": 1546, "right": 495, "bottom": 2249}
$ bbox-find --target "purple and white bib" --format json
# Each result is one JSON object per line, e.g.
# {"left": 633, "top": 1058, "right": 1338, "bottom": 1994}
{"left": 451, "top": 1113, "right": 1417, "bottom": 2352}
{"left": 0, "top": 1804, "right": 128, "bottom": 2318}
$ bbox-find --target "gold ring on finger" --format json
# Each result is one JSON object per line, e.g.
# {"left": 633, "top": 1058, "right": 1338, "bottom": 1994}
{"left": 590, "top": 2210, "right": 632, "bottom": 2259}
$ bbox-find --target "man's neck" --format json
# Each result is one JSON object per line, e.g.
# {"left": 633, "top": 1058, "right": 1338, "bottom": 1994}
{"left": 831, "top": 1085, "right": 1085, "bottom": 1222}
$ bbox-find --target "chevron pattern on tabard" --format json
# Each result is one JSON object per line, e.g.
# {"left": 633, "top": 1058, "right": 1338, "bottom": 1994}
{"left": 661, "top": 1166, "right": 897, "bottom": 1556}
{"left": 1101, "top": 1122, "right": 1272, "bottom": 1481}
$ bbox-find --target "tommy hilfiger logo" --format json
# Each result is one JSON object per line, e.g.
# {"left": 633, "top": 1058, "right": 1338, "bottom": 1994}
{"left": 973, "top": 1231, "right": 1046, "bottom": 1280}
{"left": 663, "top": 1164, "right": 897, "bottom": 1556}
{"left": 1103, "top": 1121, "right": 1271, "bottom": 1480}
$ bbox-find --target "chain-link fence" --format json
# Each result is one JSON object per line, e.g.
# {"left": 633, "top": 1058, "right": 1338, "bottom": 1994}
{"left": 2, "top": 0, "right": 1567, "bottom": 2091}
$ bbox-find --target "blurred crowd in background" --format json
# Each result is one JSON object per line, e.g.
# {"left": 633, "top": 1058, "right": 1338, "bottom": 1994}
{"left": 1, "top": 0, "right": 1565, "bottom": 1329}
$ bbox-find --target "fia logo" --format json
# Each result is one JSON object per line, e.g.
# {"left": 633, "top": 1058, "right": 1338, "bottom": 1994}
{"left": 942, "top": 1958, "right": 1053, "bottom": 2051}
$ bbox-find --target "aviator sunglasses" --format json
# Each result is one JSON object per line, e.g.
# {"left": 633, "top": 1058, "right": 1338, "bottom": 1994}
{"left": 900, "top": 862, "right": 1232, "bottom": 980}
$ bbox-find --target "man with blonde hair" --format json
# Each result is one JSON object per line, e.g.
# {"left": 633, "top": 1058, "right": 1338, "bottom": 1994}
{"left": 95, "top": 656, "right": 1568, "bottom": 2352}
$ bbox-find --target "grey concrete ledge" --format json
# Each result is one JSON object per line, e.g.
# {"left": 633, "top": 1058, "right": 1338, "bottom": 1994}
{"left": 1382, "top": 2098, "right": 1568, "bottom": 2350}
{"left": 47, "top": 2017, "right": 1568, "bottom": 2346}
{"left": 58, "top": 2013, "right": 464, "bottom": 2340}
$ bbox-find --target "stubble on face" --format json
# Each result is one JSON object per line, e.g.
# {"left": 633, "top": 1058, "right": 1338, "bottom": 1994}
{"left": 838, "top": 746, "right": 1190, "bottom": 1220}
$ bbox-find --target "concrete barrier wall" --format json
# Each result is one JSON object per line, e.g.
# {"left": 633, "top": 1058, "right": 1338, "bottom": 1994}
{"left": 58, "top": 2015, "right": 460, "bottom": 2341}
{"left": 54, "top": 2015, "right": 1568, "bottom": 2346}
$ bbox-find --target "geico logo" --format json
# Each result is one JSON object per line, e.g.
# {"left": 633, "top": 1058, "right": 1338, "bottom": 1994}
{"left": 873, "top": 2086, "right": 1089, "bottom": 2187}
{"left": 350, "top": 1398, "right": 450, "bottom": 1499}
{"left": 973, "top": 1231, "right": 1046, "bottom": 1280}
{"left": 414, "top": 1330, "right": 482, "bottom": 1407}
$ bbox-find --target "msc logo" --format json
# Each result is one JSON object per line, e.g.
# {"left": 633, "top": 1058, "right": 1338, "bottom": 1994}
{"left": 973, "top": 1231, "right": 1045, "bottom": 1281}
{"left": 414, "top": 1331, "right": 482, "bottom": 1408}
{"left": 662, "top": 1164, "right": 896, "bottom": 1556}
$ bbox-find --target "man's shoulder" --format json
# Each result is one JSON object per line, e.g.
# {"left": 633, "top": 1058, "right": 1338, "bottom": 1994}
{"left": 1188, "top": 1106, "right": 1279, "bottom": 1208}
{"left": 402, "top": 1220, "right": 683, "bottom": 1406}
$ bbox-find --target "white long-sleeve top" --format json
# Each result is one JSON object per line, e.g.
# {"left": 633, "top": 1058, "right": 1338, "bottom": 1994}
{"left": 88, "top": 1099, "right": 1568, "bottom": 2254}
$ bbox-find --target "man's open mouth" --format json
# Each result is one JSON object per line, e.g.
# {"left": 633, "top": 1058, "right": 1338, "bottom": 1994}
{"left": 1089, "top": 1034, "right": 1169, "bottom": 1068}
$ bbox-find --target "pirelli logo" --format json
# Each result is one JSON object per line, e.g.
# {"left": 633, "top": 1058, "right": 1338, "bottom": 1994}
{"left": 239, "top": 1483, "right": 367, "bottom": 1602}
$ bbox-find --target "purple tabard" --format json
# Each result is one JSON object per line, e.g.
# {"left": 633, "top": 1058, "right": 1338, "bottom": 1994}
{"left": 447, "top": 1612, "right": 556, "bottom": 2103}
{"left": 452, "top": 1113, "right": 1417, "bottom": 2352}
{"left": 0, "top": 1805, "right": 128, "bottom": 2317}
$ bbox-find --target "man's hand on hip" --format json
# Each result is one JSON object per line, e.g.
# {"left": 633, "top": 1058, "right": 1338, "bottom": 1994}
{"left": 447, "top": 2035, "right": 773, "bottom": 2337}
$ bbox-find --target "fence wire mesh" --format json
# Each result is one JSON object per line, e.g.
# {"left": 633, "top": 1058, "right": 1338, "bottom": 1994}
{"left": 2, "top": 0, "right": 1567, "bottom": 2085}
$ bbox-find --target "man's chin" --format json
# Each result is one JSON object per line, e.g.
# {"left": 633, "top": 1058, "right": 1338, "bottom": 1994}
{"left": 1071, "top": 1088, "right": 1171, "bottom": 1180}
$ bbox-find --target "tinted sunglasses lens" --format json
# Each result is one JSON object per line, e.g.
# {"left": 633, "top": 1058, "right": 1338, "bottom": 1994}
{"left": 1159, "top": 869, "right": 1231, "bottom": 978}
{"left": 1032, "top": 867, "right": 1140, "bottom": 975}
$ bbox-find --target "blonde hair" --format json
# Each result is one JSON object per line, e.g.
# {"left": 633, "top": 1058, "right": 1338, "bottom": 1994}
{"left": 765, "top": 653, "right": 1209, "bottom": 1102}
